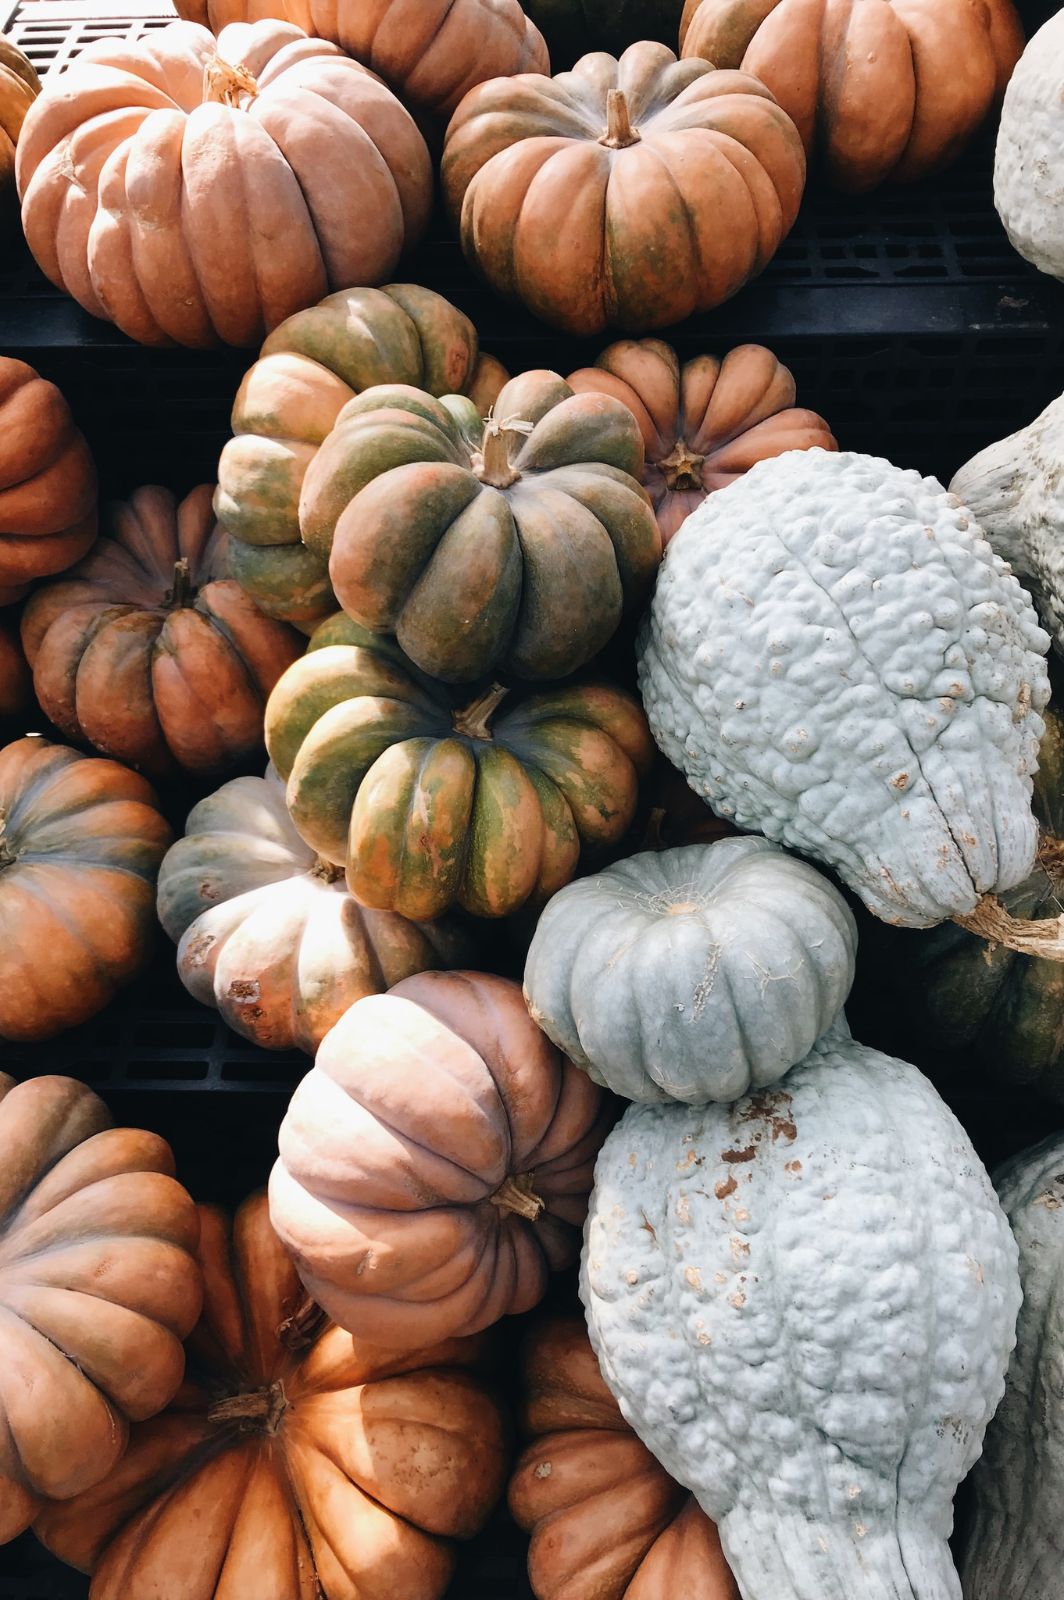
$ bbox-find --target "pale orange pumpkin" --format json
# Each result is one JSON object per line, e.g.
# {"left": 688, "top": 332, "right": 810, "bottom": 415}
{"left": 270, "top": 970, "right": 615, "bottom": 1346}
{"left": 33, "top": 1193, "right": 509, "bottom": 1600}
{"left": 0, "top": 37, "right": 40, "bottom": 239}
{"left": 0, "top": 1074, "right": 201, "bottom": 1544}
{"left": 16, "top": 20, "right": 433, "bottom": 348}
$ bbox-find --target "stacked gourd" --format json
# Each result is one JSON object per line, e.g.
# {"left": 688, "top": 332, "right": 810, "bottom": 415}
{"left": 7, "top": 2, "right": 1064, "bottom": 1599}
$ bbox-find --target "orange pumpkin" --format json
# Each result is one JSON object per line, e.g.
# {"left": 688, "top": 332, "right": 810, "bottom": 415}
{"left": 0, "top": 613, "right": 32, "bottom": 721}
{"left": 171, "top": 0, "right": 548, "bottom": 118}
{"left": 679, "top": 0, "right": 1024, "bottom": 190}
{"left": 0, "top": 1074, "right": 201, "bottom": 1543}
{"left": 441, "top": 42, "right": 806, "bottom": 336}
{"left": 568, "top": 341, "right": 836, "bottom": 545}
{"left": 217, "top": 284, "right": 508, "bottom": 629}
{"left": 270, "top": 970, "right": 615, "bottom": 1346}
{"left": 22, "top": 485, "right": 302, "bottom": 779}
{"left": 0, "top": 737, "right": 171, "bottom": 1041}
{"left": 0, "top": 359, "right": 96, "bottom": 606}
{"left": 16, "top": 20, "right": 433, "bottom": 348}
{"left": 511, "top": 1316, "right": 739, "bottom": 1600}
{"left": 33, "top": 1193, "right": 509, "bottom": 1600}
{"left": 0, "top": 37, "right": 40, "bottom": 238}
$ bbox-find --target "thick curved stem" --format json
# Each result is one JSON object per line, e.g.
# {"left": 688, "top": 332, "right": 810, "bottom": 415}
{"left": 203, "top": 55, "right": 259, "bottom": 107}
{"left": 601, "top": 87, "right": 640, "bottom": 149}
{"left": 278, "top": 1296, "right": 328, "bottom": 1352}
{"left": 491, "top": 1172, "right": 545, "bottom": 1223}
{"left": 453, "top": 683, "right": 509, "bottom": 740}
{"left": 207, "top": 1381, "right": 287, "bottom": 1435}
{"left": 954, "top": 894, "right": 1064, "bottom": 961}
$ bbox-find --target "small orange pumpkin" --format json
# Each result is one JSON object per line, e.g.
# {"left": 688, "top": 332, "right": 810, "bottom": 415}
{"left": 270, "top": 970, "right": 615, "bottom": 1346}
{"left": 511, "top": 1316, "right": 739, "bottom": 1600}
{"left": 568, "top": 341, "right": 836, "bottom": 545}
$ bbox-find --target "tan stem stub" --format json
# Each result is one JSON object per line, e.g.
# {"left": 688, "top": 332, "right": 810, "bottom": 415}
{"left": 601, "top": 87, "right": 641, "bottom": 149}
{"left": 166, "top": 557, "right": 193, "bottom": 610}
{"left": 310, "top": 857, "right": 345, "bottom": 885}
{"left": 475, "top": 423, "right": 522, "bottom": 490}
{"left": 0, "top": 810, "right": 13, "bottom": 869}
{"left": 954, "top": 894, "right": 1064, "bottom": 961}
{"left": 453, "top": 682, "right": 509, "bottom": 740}
{"left": 203, "top": 55, "right": 259, "bottom": 107}
{"left": 278, "top": 1296, "right": 328, "bottom": 1352}
{"left": 207, "top": 1381, "right": 287, "bottom": 1435}
{"left": 659, "top": 439, "right": 706, "bottom": 492}
{"left": 491, "top": 1171, "right": 546, "bottom": 1223}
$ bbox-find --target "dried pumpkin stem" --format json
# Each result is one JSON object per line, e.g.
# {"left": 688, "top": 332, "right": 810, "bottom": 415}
{"left": 453, "top": 682, "right": 509, "bottom": 740}
{"left": 207, "top": 1381, "right": 287, "bottom": 1434}
{"left": 310, "top": 857, "right": 345, "bottom": 885}
{"left": 1037, "top": 832, "right": 1064, "bottom": 877}
{"left": 477, "top": 426, "right": 521, "bottom": 490}
{"left": 660, "top": 440, "right": 705, "bottom": 493}
{"left": 166, "top": 558, "right": 193, "bottom": 610}
{"left": 0, "top": 811, "right": 13, "bottom": 869}
{"left": 491, "top": 1171, "right": 545, "bottom": 1222}
{"left": 954, "top": 894, "right": 1064, "bottom": 961}
{"left": 278, "top": 1295, "right": 328, "bottom": 1351}
{"left": 203, "top": 55, "right": 259, "bottom": 107}
{"left": 601, "top": 88, "right": 640, "bottom": 150}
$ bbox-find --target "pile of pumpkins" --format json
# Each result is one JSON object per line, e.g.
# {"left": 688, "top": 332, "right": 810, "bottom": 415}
{"left": 4, "top": 1, "right": 1064, "bottom": 1598}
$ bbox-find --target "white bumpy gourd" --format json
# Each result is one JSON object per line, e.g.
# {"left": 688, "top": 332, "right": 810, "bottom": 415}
{"left": 994, "top": 12, "right": 1064, "bottom": 281}
{"left": 962, "top": 1133, "right": 1064, "bottom": 1600}
{"left": 638, "top": 449, "right": 1052, "bottom": 938}
{"left": 524, "top": 838, "right": 857, "bottom": 1104}
{"left": 582, "top": 1019, "right": 1021, "bottom": 1600}
{"left": 951, "top": 393, "right": 1064, "bottom": 660}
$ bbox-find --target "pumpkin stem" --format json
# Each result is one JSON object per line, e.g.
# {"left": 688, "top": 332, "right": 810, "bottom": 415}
{"left": 310, "top": 856, "right": 345, "bottom": 885}
{"left": 475, "top": 422, "right": 523, "bottom": 490}
{"left": 491, "top": 1171, "right": 545, "bottom": 1223}
{"left": 641, "top": 807, "right": 668, "bottom": 851}
{"left": 207, "top": 1381, "right": 287, "bottom": 1435}
{"left": 954, "top": 894, "right": 1064, "bottom": 962}
{"left": 0, "top": 811, "right": 13, "bottom": 869}
{"left": 203, "top": 55, "right": 259, "bottom": 107}
{"left": 166, "top": 558, "right": 194, "bottom": 610}
{"left": 1037, "top": 832, "right": 1064, "bottom": 877}
{"left": 278, "top": 1296, "right": 328, "bottom": 1352}
{"left": 601, "top": 88, "right": 640, "bottom": 150}
{"left": 659, "top": 439, "right": 705, "bottom": 493}
{"left": 453, "top": 682, "right": 509, "bottom": 740}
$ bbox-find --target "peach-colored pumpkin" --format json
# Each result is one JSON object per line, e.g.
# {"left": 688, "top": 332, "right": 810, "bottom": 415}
{"left": 22, "top": 485, "right": 302, "bottom": 779}
{"left": 0, "top": 359, "right": 96, "bottom": 606}
{"left": 511, "top": 1316, "right": 739, "bottom": 1600}
{"left": 0, "top": 1075, "right": 201, "bottom": 1544}
{"left": 679, "top": 0, "right": 1024, "bottom": 190}
{"left": 33, "top": 1193, "right": 509, "bottom": 1600}
{"left": 270, "top": 970, "right": 615, "bottom": 1346}
{"left": 16, "top": 20, "right": 433, "bottom": 348}
{"left": 568, "top": 340, "right": 836, "bottom": 545}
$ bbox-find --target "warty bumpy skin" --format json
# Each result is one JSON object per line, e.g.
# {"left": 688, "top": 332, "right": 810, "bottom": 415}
{"left": 994, "top": 12, "right": 1064, "bottom": 281}
{"left": 637, "top": 449, "right": 1051, "bottom": 928}
{"left": 951, "top": 392, "right": 1064, "bottom": 661}
{"left": 581, "top": 1023, "right": 1021, "bottom": 1600}
{"left": 962, "top": 1133, "right": 1064, "bottom": 1600}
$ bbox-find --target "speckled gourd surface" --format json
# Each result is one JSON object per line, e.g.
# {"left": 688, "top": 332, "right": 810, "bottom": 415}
{"left": 994, "top": 10, "right": 1064, "bottom": 281}
{"left": 951, "top": 392, "right": 1064, "bottom": 661}
{"left": 581, "top": 1021, "right": 1021, "bottom": 1600}
{"left": 638, "top": 449, "right": 1051, "bottom": 929}
{"left": 524, "top": 837, "right": 857, "bottom": 1104}
{"left": 962, "top": 1133, "right": 1064, "bottom": 1600}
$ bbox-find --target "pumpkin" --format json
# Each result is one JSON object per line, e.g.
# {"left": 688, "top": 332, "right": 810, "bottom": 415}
{"left": 850, "top": 695, "right": 1064, "bottom": 1104}
{"left": 299, "top": 371, "right": 661, "bottom": 682}
{"left": 994, "top": 12, "right": 1064, "bottom": 282}
{"left": 270, "top": 970, "right": 615, "bottom": 1345}
{"left": 21, "top": 485, "right": 302, "bottom": 780}
{"left": 0, "top": 1074, "right": 201, "bottom": 1544}
{"left": 216, "top": 285, "right": 508, "bottom": 630}
{"left": 962, "top": 1134, "right": 1064, "bottom": 1600}
{"left": 951, "top": 390, "right": 1064, "bottom": 660}
{"left": 680, "top": 0, "right": 1024, "bottom": 191}
{"left": 581, "top": 1018, "right": 1021, "bottom": 1600}
{"left": 0, "top": 37, "right": 39, "bottom": 238}
{"left": 441, "top": 42, "right": 806, "bottom": 336}
{"left": 0, "top": 613, "right": 32, "bottom": 721}
{"left": 33, "top": 1192, "right": 509, "bottom": 1599}
{"left": 265, "top": 641, "right": 655, "bottom": 920}
{"left": 171, "top": 0, "right": 548, "bottom": 119}
{"left": 638, "top": 449, "right": 1061, "bottom": 955}
{"left": 16, "top": 20, "right": 433, "bottom": 349}
{"left": 0, "top": 736, "right": 171, "bottom": 1041}
{"left": 568, "top": 341, "right": 836, "bottom": 546}
{"left": 157, "top": 768, "right": 472, "bottom": 1054}
{"left": 0, "top": 358, "right": 97, "bottom": 606}
{"left": 511, "top": 1315, "right": 738, "bottom": 1600}
{"left": 523, "top": 0, "right": 686, "bottom": 66}
{"left": 524, "top": 838, "right": 857, "bottom": 1105}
